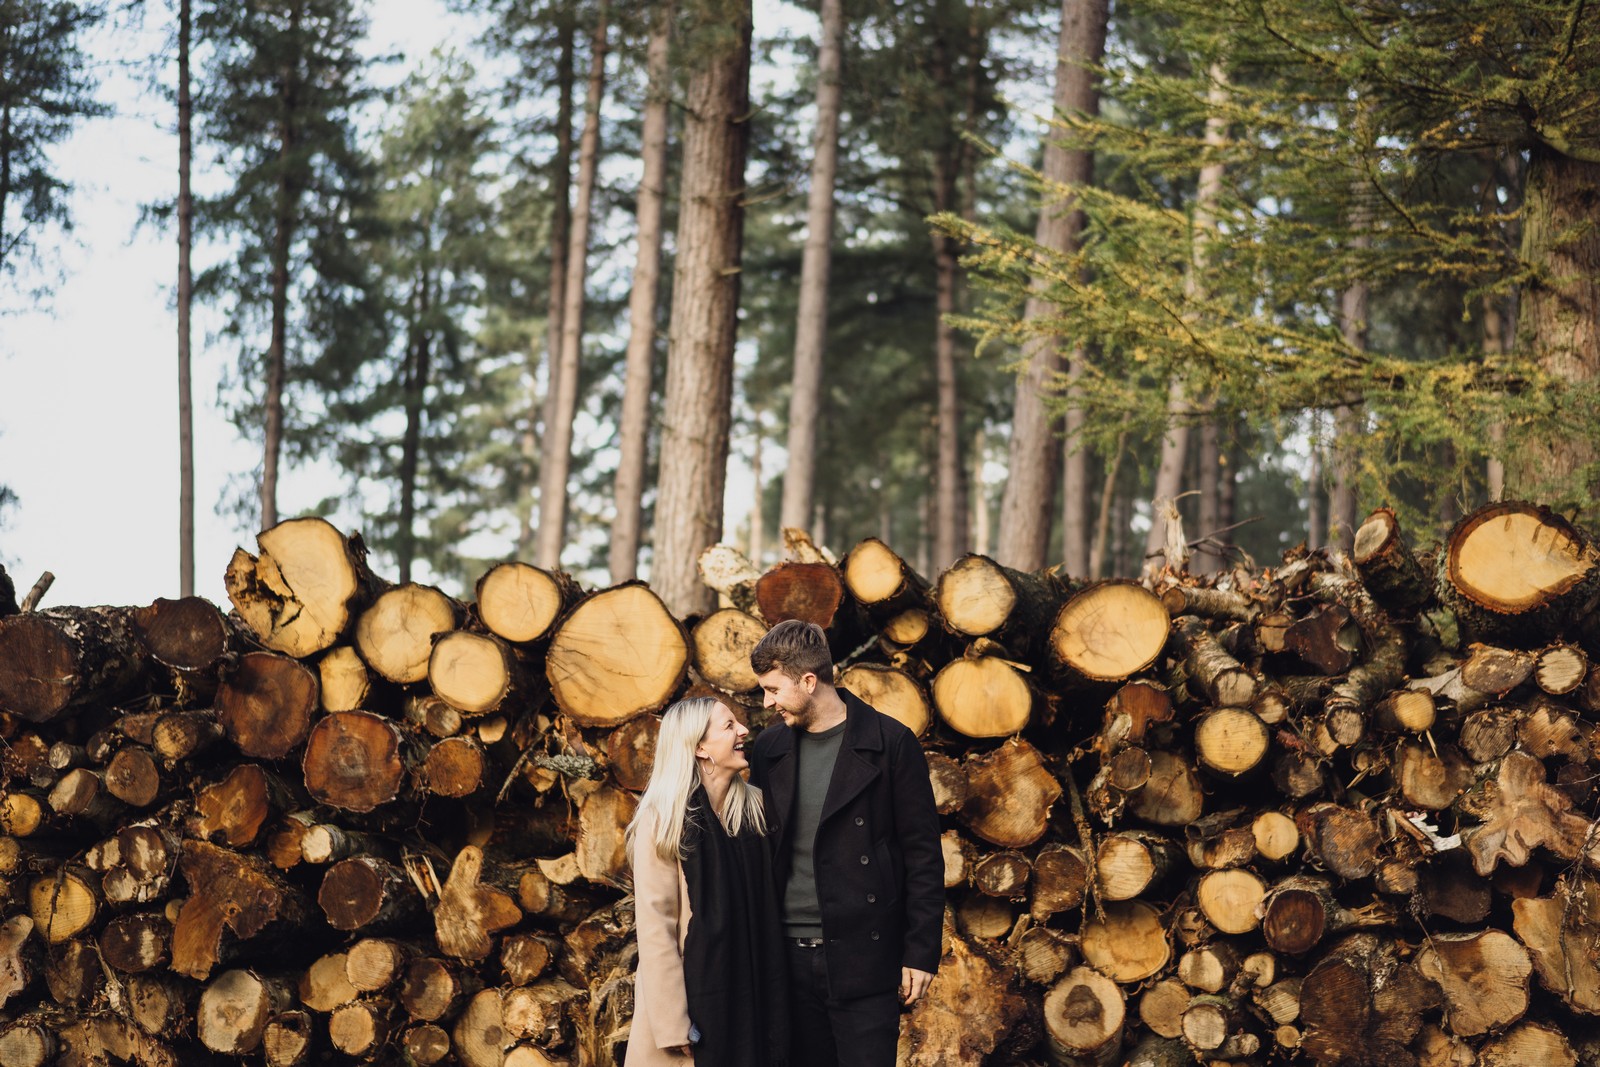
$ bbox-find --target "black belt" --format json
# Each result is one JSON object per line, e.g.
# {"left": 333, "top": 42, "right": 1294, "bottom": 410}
{"left": 790, "top": 936, "right": 825, "bottom": 948}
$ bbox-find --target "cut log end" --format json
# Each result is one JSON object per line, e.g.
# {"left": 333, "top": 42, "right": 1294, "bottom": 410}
{"left": 933, "top": 655, "right": 1032, "bottom": 738}
{"left": 546, "top": 583, "right": 688, "bottom": 726}
{"left": 476, "top": 562, "right": 573, "bottom": 644}
{"left": 1052, "top": 582, "right": 1170, "bottom": 682}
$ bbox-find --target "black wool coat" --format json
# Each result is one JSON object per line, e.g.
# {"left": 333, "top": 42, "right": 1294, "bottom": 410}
{"left": 748, "top": 689, "right": 944, "bottom": 1000}
{"left": 680, "top": 786, "right": 789, "bottom": 1067}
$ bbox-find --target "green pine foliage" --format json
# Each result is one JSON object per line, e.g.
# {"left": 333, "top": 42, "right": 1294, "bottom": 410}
{"left": 321, "top": 57, "right": 515, "bottom": 586}
{"left": 0, "top": 0, "right": 108, "bottom": 288}
{"left": 942, "top": 0, "right": 1600, "bottom": 530}
{"left": 192, "top": 0, "right": 385, "bottom": 517}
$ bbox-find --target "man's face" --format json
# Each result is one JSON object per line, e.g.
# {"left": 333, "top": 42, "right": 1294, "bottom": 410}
{"left": 757, "top": 667, "right": 818, "bottom": 731}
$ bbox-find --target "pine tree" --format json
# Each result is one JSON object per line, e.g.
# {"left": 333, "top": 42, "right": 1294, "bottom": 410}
{"left": 193, "top": 0, "right": 382, "bottom": 528}
{"left": 946, "top": 0, "right": 1600, "bottom": 531}
{"left": 609, "top": 0, "right": 673, "bottom": 582}
{"left": 328, "top": 57, "right": 504, "bottom": 583}
{"left": 652, "top": 0, "right": 752, "bottom": 615}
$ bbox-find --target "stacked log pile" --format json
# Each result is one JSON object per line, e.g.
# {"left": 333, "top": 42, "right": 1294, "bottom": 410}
{"left": 3, "top": 501, "right": 1600, "bottom": 1065}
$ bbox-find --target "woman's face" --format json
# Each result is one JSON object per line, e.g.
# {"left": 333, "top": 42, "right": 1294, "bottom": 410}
{"left": 695, "top": 702, "right": 750, "bottom": 773}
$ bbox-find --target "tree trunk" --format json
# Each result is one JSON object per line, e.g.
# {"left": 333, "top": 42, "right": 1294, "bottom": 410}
{"left": 932, "top": 220, "right": 963, "bottom": 570}
{"left": 651, "top": 0, "right": 752, "bottom": 616}
{"left": 1510, "top": 148, "right": 1600, "bottom": 510}
{"left": 780, "top": 0, "right": 843, "bottom": 536}
{"left": 1144, "top": 68, "right": 1226, "bottom": 571}
{"left": 520, "top": 18, "right": 574, "bottom": 556}
{"left": 177, "top": 0, "right": 194, "bottom": 597}
{"left": 1000, "top": 0, "right": 1108, "bottom": 574}
{"left": 536, "top": 3, "right": 608, "bottom": 570}
{"left": 749, "top": 411, "right": 764, "bottom": 563}
{"left": 1195, "top": 420, "right": 1220, "bottom": 574}
{"left": 608, "top": 2, "right": 671, "bottom": 582}
{"left": 397, "top": 267, "right": 431, "bottom": 583}
{"left": 261, "top": 1, "right": 303, "bottom": 530}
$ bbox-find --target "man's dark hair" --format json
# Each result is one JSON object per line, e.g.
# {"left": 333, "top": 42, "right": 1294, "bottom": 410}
{"left": 750, "top": 619, "right": 834, "bottom": 683}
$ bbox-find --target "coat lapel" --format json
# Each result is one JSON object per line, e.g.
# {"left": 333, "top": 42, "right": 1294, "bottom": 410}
{"left": 819, "top": 692, "right": 884, "bottom": 825}
{"left": 763, "top": 727, "right": 798, "bottom": 840}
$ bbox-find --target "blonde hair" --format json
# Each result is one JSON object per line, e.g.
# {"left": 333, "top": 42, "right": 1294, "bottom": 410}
{"left": 627, "top": 697, "right": 768, "bottom": 863}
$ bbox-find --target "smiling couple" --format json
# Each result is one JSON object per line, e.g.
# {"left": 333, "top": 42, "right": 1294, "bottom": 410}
{"left": 625, "top": 620, "right": 945, "bottom": 1067}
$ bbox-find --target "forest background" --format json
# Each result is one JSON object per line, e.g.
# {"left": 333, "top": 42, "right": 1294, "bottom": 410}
{"left": 2, "top": 0, "right": 1597, "bottom": 614}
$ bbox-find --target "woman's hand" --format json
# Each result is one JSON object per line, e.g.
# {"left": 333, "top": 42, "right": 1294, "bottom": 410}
{"left": 668, "top": 1045, "right": 695, "bottom": 1060}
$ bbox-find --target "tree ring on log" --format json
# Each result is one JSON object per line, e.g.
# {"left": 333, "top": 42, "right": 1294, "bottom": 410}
{"left": 1447, "top": 503, "right": 1595, "bottom": 614}
{"left": 936, "top": 556, "right": 1017, "bottom": 636}
{"left": 225, "top": 517, "right": 369, "bottom": 657}
{"left": 1080, "top": 900, "right": 1170, "bottom": 982}
{"left": 838, "top": 663, "right": 930, "bottom": 737}
{"left": 475, "top": 562, "right": 573, "bottom": 644}
{"left": 1051, "top": 581, "right": 1169, "bottom": 682}
{"left": 303, "top": 712, "right": 404, "bottom": 813}
{"left": 545, "top": 583, "right": 688, "bottom": 726}
{"left": 429, "top": 632, "right": 516, "bottom": 715}
{"left": 932, "top": 655, "right": 1031, "bottom": 738}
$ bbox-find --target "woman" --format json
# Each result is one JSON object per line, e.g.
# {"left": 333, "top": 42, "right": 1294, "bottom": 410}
{"left": 626, "top": 697, "right": 788, "bottom": 1066}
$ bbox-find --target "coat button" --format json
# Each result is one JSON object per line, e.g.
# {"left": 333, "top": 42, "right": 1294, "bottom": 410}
{"left": 860, "top": 855, "right": 870, "bottom": 865}
{"left": 871, "top": 931, "right": 880, "bottom": 941}
{"left": 867, "top": 893, "right": 877, "bottom": 903}
{"left": 855, "top": 817, "right": 864, "bottom": 826}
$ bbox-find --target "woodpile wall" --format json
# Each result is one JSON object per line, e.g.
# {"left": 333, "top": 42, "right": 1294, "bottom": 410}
{"left": 2, "top": 501, "right": 1600, "bottom": 1066}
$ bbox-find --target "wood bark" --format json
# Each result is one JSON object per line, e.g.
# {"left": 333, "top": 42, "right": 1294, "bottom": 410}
{"left": 0, "top": 606, "right": 145, "bottom": 722}
{"left": 1508, "top": 148, "right": 1600, "bottom": 505}
{"left": 609, "top": 0, "right": 673, "bottom": 582}
{"left": 650, "top": 0, "right": 753, "bottom": 616}
{"left": 999, "top": 0, "right": 1108, "bottom": 575}
{"left": 780, "top": 0, "right": 843, "bottom": 536}
{"left": 535, "top": 2, "right": 609, "bottom": 570}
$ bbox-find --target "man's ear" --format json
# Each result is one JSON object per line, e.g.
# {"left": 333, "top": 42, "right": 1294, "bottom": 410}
{"left": 802, "top": 672, "right": 818, "bottom": 694}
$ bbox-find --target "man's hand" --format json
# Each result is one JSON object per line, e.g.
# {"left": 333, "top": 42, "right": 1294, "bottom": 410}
{"left": 900, "top": 966, "right": 934, "bottom": 1006}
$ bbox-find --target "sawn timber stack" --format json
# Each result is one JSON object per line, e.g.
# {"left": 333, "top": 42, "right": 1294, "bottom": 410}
{"left": 3, "top": 501, "right": 1600, "bottom": 1064}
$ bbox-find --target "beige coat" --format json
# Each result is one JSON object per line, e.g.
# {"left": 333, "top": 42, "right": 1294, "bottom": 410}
{"left": 626, "top": 810, "right": 695, "bottom": 1067}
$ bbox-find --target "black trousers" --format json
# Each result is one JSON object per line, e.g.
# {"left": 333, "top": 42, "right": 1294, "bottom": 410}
{"left": 785, "top": 940, "right": 900, "bottom": 1067}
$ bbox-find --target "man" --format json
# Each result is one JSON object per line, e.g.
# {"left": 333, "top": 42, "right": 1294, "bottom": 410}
{"left": 747, "top": 619, "right": 943, "bottom": 1067}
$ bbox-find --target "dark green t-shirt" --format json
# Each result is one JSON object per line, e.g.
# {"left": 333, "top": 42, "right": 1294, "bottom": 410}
{"left": 783, "top": 719, "right": 846, "bottom": 937}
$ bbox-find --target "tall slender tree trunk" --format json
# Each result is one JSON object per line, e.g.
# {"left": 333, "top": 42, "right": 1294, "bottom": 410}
{"left": 1, "top": 96, "right": 12, "bottom": 269}
{"left": 779, "top": 0, "right": 843, "bottom": 536}
{"left": 608, "top": 0, "right": 673, "bottom": 583}
{"left": 1485, "top": 149, "right": 1521, "bottom": 502}
{"left": 749, "top": 411, "right": 764, "bottom": 565}
{"left": 1143, "top": 67, "right": 1226, "bottom": 572}
{"left": 1089, "top": 432, "right": 1124, "bottom": 578}
{"left": 398, "top": 270, "right": 431, "bottom": 583}
{"left": 535, "top": 4, "right": 608, "bottom": 569}
{"left": 998, "top": 0, "right": 1108, "bottom": 573}
{"left": 261, "top": 0, "right": 304, "bottom": 530}
{"left": 177, "top": 0, "right": 194, "bottom": 596}
{"left": 972, "top": 425, "right": 990, "bottom": 556}
{"left": 1195, "top": 421, "right": 1221, "bottom": 573}
{"left": 651, "top": 0, "right": 752, "bottom": 616}
{"left": 1331, "top": 298, "right": 1367, "bottom": 552}
{"left": 1307, "top": 421, "right": 1325, "bottom": 550}
{"left": 519, "top": 19, "right": 575, "bottom": 556}
{"left": 1219, "top": 439, "right": 1237, "bottom": 539}
{"left": 932, "top": 205, "right": 963, "bottom": 571}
